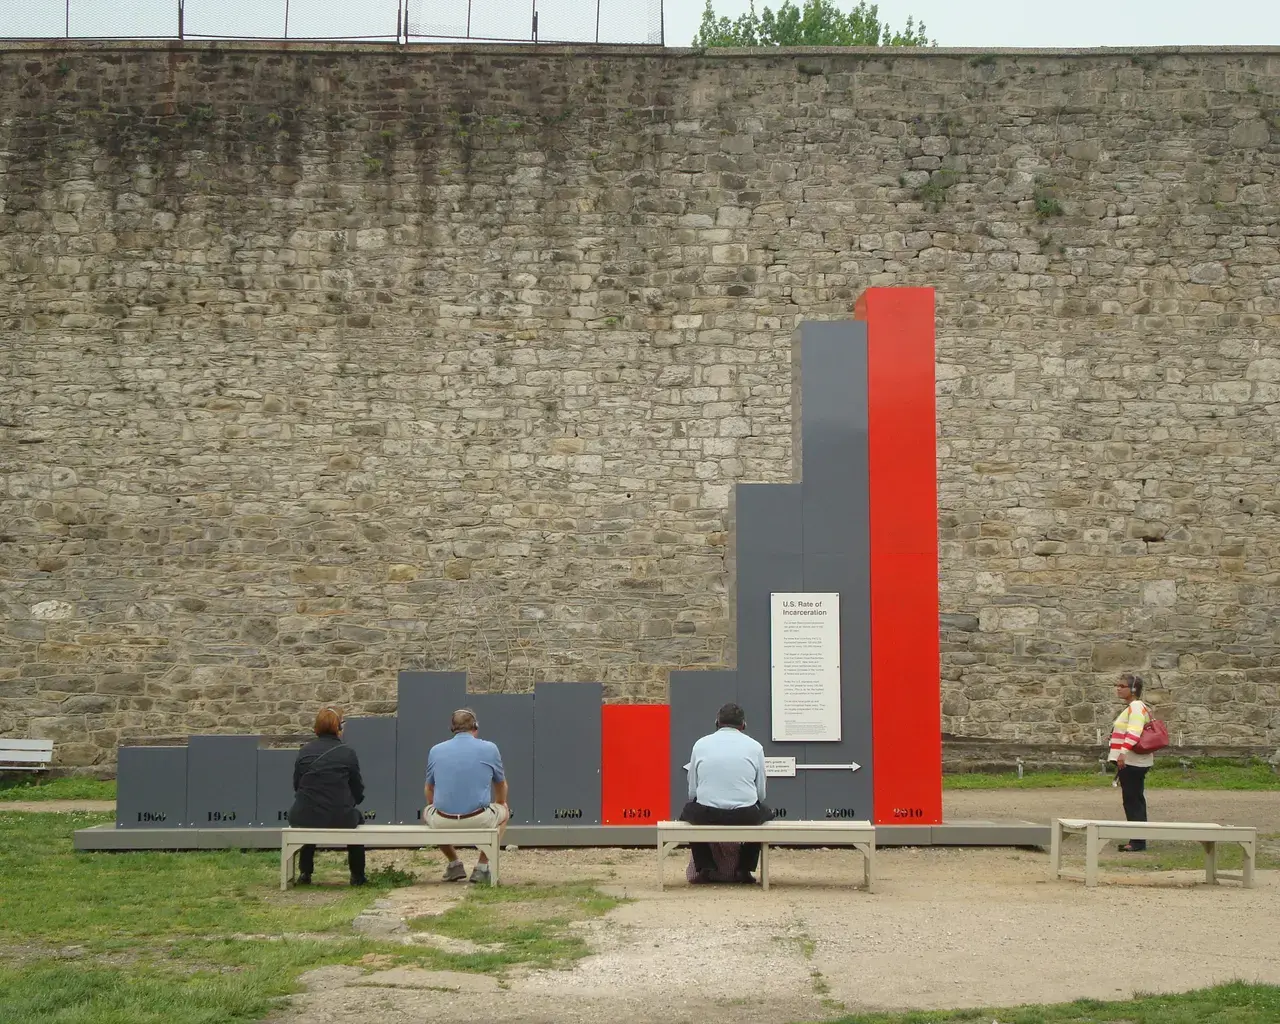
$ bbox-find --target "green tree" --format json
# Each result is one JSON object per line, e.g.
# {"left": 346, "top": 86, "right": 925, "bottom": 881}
{"left": 693, "top": 0, "right": 932, "bottom": 47}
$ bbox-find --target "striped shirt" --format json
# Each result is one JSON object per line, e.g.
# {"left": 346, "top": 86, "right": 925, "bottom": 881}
{"left": 1108, "top": 700, "right": 1154, "bottom": 768}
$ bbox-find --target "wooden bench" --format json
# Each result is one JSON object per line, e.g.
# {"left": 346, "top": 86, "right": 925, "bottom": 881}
{"left": 655, "top": 819, "right": 875, "bottom": 891}
{"left": 1050, "top": 819, "right": 1257, "bottom": 889}
{"left": 0, "top": 739, "right": 54, "bottom": 773}
{"left": 280, "top": 825, "right": 501, "bottom": 890}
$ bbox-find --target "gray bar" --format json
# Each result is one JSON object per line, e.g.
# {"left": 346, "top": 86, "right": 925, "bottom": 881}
{"left": 792, "top": 322, "right": 875, "bottom": 821}
{"left": 668, "top": 669, "right": 737, "bottom": 817}
{"left": 733, "top": 482, "right": 807, "bottom": 821}
{"left": 255, "top": 748, "right": 297, "bottom": 827}
{"left": 395, "top": 671, "right": 467, "bottom": 824}
{"left": 466, "top": 693, "right": 535, "bottom": 825}
{"left": 342, "top": 717, "right": 397, "bottom": 824}
{"left": 795, "top": 320, "right": 869, "bottom": 555}
{"left": 185, "top": 735, "right": 260, "bottom": 828}
{"left": 533, "top": 682, "right": 602, "bottom": 825}
{"left": 116, "top": 746, "right": 187, "bottom": 830}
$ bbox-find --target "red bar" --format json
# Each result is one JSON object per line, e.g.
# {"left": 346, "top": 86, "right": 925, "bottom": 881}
{"left": 601, "top": 704, "right": 670, "bottom": 825}
{"left": 857, "top": 288, "right": 943, "bottom": 826}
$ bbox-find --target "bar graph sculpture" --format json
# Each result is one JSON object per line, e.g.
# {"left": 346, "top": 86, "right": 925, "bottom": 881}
{"left": 113, "top": 289, "right": 942, "bottom": 836}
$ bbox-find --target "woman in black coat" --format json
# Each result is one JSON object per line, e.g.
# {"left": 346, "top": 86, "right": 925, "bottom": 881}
{"left": 288, "top": 706, "right": 367, "bottom": 885}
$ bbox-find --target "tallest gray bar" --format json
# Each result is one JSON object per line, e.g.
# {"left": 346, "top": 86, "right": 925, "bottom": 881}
{"left": 794, "top": 320, "right": 874, "bottom": 821}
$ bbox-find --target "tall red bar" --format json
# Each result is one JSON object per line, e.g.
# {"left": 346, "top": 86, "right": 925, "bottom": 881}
{"left": 856, "top": 288, "right": 943, "bottom": 826}
{"left": 601, "top": 704, "right": 670, "bottom": 825}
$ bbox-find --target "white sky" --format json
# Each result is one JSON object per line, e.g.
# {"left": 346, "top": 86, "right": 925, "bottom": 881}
{"left": 665, "top": 0, "right": 1280, "bottom": 47}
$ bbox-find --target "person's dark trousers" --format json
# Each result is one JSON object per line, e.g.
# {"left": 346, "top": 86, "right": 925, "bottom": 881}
{"left": 1117, "top": 765, "right": 1149, "bottom": 850}
{"left": 679, "top": 800, "right": 774, "bottom": 875}
{"left": 298, "top": 844, "right": 367, "bottom": 883}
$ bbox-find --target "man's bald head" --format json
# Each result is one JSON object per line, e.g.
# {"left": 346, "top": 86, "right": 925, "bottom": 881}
{"left": 450, "top": 708, "right": 478, "bottom": 734}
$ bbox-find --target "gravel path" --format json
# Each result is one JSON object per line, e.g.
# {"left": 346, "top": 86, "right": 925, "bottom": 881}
{"left": 944, "top": 787, "right": 1280, "bottom": 832}
{"left": 0, "top": 799, "right": 115, "bottom": 814}
{"left": 277, "top": 832, "right": 1279, "bottom": 1024}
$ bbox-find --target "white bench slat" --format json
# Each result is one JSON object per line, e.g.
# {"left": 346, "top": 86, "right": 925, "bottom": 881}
{"left": 1050, "top": 818, "right": 1257, "bottom": 889}
{"left": 0, "top": 739, "right": 56, "bottom": 752}
{"left": 280, "top": 824, "right": 502, "bottom": 890}
{"left": 655, "top": 820, "right": 875, "bottom": 891}
{"left": 0, "top": 750, "right": 55, "bottom": 763}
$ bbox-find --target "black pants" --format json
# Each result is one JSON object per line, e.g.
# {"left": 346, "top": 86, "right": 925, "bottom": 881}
{"left": 679, "top": 800, "right": 774, "bottom": 875}
{"left": 1118, "top": 765, "right": 1149, "bottom": 849}
{"left": 298, "top": 843, "right": 366, "bottom": 882}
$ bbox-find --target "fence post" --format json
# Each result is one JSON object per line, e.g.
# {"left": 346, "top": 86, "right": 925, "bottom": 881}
{"left": 595, "top": 0, "right": 600, "bottom": 43}
{"left": 178, "top": 0, "right": 184, "bottom": 40}
{"left": 284, "top": 0, "right": 290, "bottom": 38}
{"left": 531, "top": 0, "right": 537, "bottom": 42}
{"left": 64, "top": 0, "right": 70, "bottom": 37}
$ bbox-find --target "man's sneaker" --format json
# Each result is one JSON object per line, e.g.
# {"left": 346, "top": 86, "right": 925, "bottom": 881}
{"left": 442, "top": 860, "right": 467, "bottom": 882}
{"left": 469, "top": 863, "right": 492, "bottom": 884}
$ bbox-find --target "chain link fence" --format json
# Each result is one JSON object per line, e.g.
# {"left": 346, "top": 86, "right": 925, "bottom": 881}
{"left": 0, "top": 0, "right": 663, "bottom": 42}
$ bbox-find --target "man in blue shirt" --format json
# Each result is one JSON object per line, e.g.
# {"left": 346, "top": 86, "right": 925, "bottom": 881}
{"left": 424, "top": 708, "right": 509, "bottom": 884}
{"left": 679, "top": 702, "right": 773, "bottom": 884}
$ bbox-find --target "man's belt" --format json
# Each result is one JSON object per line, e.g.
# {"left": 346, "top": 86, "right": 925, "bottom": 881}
{"left": 432, "top": 806, "right": 488, "bottom": 819}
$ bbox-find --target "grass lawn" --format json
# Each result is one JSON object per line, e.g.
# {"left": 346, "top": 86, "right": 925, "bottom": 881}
{"left": 0, "top": 776, "right": 117, "bottom": 801}
{"left": 828, "top": 982, "right": 1280, "bottom": 1023}
{"left": 944, "top": 758, "right": 1280, "bottom": 791}
{"left": 0, "top": 810, "right": 617, "bottom": 1024}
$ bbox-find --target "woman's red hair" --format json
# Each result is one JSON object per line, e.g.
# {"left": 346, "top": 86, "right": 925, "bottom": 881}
{"left": 314, "top": 706, "right": 343, "bottom": 737}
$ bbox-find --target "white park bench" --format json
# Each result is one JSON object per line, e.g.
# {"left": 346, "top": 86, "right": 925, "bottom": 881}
{"left": 655, "top": 819, "right": 875, "bottom": 891}
{"left": 1050, "top": 818, "right": 1257, "bottom": 889}
{"left": 0, "top": 738, "right": 54, "bottom": 773}
{"left": 280, "top": 824, "right": 501, "bottom": 890}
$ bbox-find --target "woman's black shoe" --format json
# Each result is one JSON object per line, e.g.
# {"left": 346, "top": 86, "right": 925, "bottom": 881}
{"left": 350, "top": 876, "right": 367, "bottom": 886}
{"left": 297, "top": 874, "right": 312, "bottom": 885}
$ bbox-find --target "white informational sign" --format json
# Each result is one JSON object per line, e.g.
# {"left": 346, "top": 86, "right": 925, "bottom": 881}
{"left": 764, "top": 756, "right": 797, "bottom": 778}
{"left": 770, "top": 592, "right": 842, "bottom": 742}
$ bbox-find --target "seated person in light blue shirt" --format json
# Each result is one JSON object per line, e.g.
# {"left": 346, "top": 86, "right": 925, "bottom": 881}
{"left": 424, "top": 708, "right": 509, "bottom": 884}
{"left": 679, "top": 702, "right": 773, "bottom": 884}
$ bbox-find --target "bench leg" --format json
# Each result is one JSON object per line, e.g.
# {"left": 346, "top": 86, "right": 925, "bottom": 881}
{"left": 280, "top": 844, "right": 294, "bottom": 892}
{"left": 1203, "top": 841, "right": 1217, "bottom": 885}
{"left": 1049, "top": 820, "right": 1062, "bottom": 880}
{"left": 489, "top": 840, "right": 500, "bottom": 886}
{"left": 862, "top": 843, "right": 874, "bottom": 891}
{"left": 1243, "top": 841, "right": 1256, "bottom": 889}
{"left": 1084, "top": 824, "right": 1100, "bottom": 888}
{"left": 656, "top": 840, "right": 664, "bottom": 891}
{"left": 760, "top": 842, "right": 769, "bottom": 891}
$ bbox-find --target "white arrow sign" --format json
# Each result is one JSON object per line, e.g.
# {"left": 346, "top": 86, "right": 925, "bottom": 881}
{"left": 796, "top": 762, "right": 862, "bottom": 772}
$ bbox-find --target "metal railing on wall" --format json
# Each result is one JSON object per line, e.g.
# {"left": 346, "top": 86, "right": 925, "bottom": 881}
{"left": 0, "top": 0, "right": 664, "bottom": 44}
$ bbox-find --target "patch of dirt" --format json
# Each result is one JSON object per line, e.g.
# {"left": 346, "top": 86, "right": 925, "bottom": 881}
{"left": 0, "top": 800, "right": 115, "bottom": 813}
{"left": 270, "top": 839, "right": 1280, "bottom": 1024}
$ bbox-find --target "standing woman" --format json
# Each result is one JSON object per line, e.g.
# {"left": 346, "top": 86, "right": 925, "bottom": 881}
{"left": 288, "top": 706, "right": 367, "bottom": 885}
{"left": 1108, "top": 673, "right": 1155, "bottom": 851}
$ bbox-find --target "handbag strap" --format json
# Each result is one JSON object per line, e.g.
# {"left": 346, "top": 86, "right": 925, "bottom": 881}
{"left": 299, "top": 741, "right": 345, "bottom": 783}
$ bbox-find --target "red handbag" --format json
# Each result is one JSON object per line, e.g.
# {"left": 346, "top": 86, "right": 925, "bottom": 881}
{"left": 1132, "top": 709, "right": 1169, "bottom": 754}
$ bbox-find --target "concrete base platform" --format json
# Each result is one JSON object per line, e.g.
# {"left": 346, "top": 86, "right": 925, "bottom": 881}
{"left": 74, "top": 819, "right": 1049, "bottom": 851}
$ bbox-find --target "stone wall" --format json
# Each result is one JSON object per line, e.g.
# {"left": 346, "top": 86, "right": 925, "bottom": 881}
{"left": 2, "top": 41, "right": 1279, "bottom": 767}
